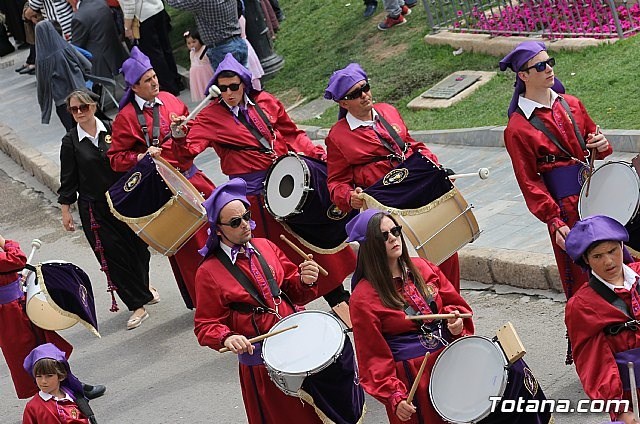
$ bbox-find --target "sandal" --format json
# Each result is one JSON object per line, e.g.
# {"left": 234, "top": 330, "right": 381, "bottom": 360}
{"left": 147, "top": 286, "right": 160, "bottom": 305}
{"left": 126, "top": 310, "right": 149, "bottom": 330}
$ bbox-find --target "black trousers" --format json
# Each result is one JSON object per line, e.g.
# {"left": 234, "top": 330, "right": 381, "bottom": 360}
{"left": 78, "top": 199, "right": 153, "bottom": 311}
{"left": 137, "top": 10, "right": 181, "bottom": 96}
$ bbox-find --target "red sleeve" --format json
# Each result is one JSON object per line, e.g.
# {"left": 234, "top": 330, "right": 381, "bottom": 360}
{"left": 325, "top": 129, "right": 356, "bottom": 212}
{"left": 263, "top": 240, "right": 319, "bottom": 305}
{"left": 0, "top": 240, "right": 27, "bottom": 272}
{"left": 108, "top": 110, "right": 147, "bottom": 172}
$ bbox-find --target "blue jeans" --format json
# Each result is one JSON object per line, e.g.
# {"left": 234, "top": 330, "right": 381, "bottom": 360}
{"left": 206, "top": 36, "right": 249, "bottom": 73}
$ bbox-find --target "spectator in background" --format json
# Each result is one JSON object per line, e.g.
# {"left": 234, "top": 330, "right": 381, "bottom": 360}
{"left": 15, "top": 5, "right": 43, "bottom": 75}
{"left": 119, "top": 0, "right": 182, "bottom": 95}
{"left": 28, "top": 0, "right": 73, "bottom": 40}
{"left": 0, "top": 0, "right": 27, "bottom": 48}
{"left": 183, "top": 28, "right": 213, "bottom": 102}
{"left": 363, "top": 0, "right": 377, "bottom": 18}
{"left": 71, "top": 0, "right": 127, "bottom": 79}
{"left": 377, "top": 0, "right": 416, "bottom": 31}
{"left": 168, "top": 0, "right": 247, "bottom": 72}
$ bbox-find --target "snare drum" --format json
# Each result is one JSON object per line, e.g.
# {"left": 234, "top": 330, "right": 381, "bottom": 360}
{"left": 578, "top": 161, "right": 640, "bottom": 225}
{"left": 263, "top": 153, "right": 357, "bottom": 252}
{"left": 107, "top": 155, "right": 207, "bottom": 256}
{"left": 262, "top": 310, "right": 345, "bottom": 396}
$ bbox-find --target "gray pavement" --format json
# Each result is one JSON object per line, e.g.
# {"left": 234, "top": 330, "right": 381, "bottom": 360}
{"left": 0, "top": 46, "right": 638, "bottom": 294}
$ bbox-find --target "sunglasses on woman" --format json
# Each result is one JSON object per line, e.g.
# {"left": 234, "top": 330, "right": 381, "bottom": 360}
{"left": 382, "top": 225, "right": 402, "bottom": 241}
{"left": 219, "top": 210, "right": 252, "bottom": 228}
{"left": 218, "top": 83, "right": 242, "bottom": 92}
{"left": 341, "top": 82, "right": 371, "bottom": 101}
{"left": 521, "top": 57, "right": 555, "bottom": 73}
{"left": 68, "top": 104, "right": 91, "bottom": 114}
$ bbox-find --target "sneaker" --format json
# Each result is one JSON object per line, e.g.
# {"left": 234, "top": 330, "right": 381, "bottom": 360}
{"left": 405, "top": 0, "right": 418, "bottom": 7}
{"left": 363, "top": 3, "right": 377, "bottom": 18}
{"left": 401, "top": 5, "right": 412, "bottom": 15}
{"left": 377, "top": 14, "right": 407, "bottom": 30}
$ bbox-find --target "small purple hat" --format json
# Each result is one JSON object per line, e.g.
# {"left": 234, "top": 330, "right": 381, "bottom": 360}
{"left": 565, "top": 215, "right": 629, "bottom": 267}
{"left": 324, "top": 63, "right": 368, "bottom": 120}
{"left": 499, "top": 41, "right": 565, "bottom": 117}
{"left": 346, "top": 209, "right": 384, "bottom": 243}
{"left": 199, "top": 178, "right": 254, "bottom": 256}
{"left": 23, "top": 343, "right": 83, "bottom": 398}
{"left": 205, "top": 53, "right": 254, "bottom": 99}
{"left": 119, "top": 46, "right": 153, "bottom": 110}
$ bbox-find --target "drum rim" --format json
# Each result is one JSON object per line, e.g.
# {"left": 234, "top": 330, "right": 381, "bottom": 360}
{"left": 262, "top": 310, "right": 346, "bottom": 376}
{"left": 578, "top": 160, "right": 640, "bottom": 224}
{"left": 263, "top": 152, "right": 312, "bottom": 219}
{"left": 429, "top": 335, "right": 508, "bottom": 423}
{"left": 154, "top": 156, "right": 206, "bottom": 210}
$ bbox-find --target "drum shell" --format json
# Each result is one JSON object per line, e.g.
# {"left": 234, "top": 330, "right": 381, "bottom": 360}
{"left": 25, "top": 263, "right": 79, "bottom": 331}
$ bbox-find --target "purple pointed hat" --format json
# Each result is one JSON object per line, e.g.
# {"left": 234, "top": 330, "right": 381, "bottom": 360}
{"left": 199, "top": 178, "right": 255, "bottom": 256}
{"left": 499, "top": 41, "right": 565, "bottom": 117}
{"left": 324, "top": 63, "right": 368, "bottom": 120}
{"left": 346, "top": 209, "right": 384, "bottom": 243}
{"left": 118, "top": 46, "right": 153, "bottom": 110}
{"left": 565, "top": 215, "right": 630, "bottom": 268}
{"left": 23, "top": 343, "right": 84, "bottom": 397}
{"left": 205, "top": 53, "right": 254, "bottom": 99}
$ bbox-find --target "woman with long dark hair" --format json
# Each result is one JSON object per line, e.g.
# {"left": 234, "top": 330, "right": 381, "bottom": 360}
{"left": 58, "top": 89, "right": 159, "bottom": 330}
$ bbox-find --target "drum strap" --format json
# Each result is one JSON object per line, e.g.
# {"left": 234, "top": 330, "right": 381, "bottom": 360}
{"left": 132, "top": 101, "right": 161, "bottom": 147}
{"left": 235, "top": 100, "right": 274, "bottom": 154}
{"left": 589, "top": 275, "right": 638, "bottom": 327}
{"left": 374, "top": 110, "right": 408, "bottom": 159}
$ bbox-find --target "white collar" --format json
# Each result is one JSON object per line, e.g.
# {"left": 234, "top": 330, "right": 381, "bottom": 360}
{"left": 77, "top": 117, "right": 107, "bottom": 142}
{"left": 219, "top": 241, "right": 255, "bottom": 264}
{"left": 594, "top": 264, "right": 640, "bottom": 292}
{"left": 517, "top": 89, "right": 559, "bottom": 119}
{"left": 38, "top": 389, "right": 74, "bottom": 402}
{"left": 225, "top": 94, "right": 254, "bottom": 116}
{"left": 346, "top": 109, "right": 379, "bottom": 131}
{"left": 134, "top": 94, "right": 164, "bottom": 110}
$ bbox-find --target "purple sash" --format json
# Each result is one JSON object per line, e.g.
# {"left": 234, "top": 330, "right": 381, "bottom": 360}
{"left": 0, "top": 279, "right": 23, "bottom": 304}
{"left": 182, "top": 164, "right": 199, "bottom": 180}
{"left": 230, "top": 170, "right": 268, "bottom": 196}
{"left": 385, "top": 331, "right": 447, "bottom": 361}
{"left": 237, "top": 341, "right": 264, "bottom": 367}
{"left": 541, "top": 163, "right": 588, "bottom": 200}
{"left": 614, "top": 347, "right": 640, "bottom": 391}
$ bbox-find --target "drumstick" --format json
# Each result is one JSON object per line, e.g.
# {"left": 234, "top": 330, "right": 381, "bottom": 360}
{"left": 406, "top": 313, "right": 473, "bottom": 321}
{"left": 584, "top": 125, "right": 600, "bottom": 198}
{"left": 629, "top": 362, "right": 640, "bottom": 421}
{"left": 407, "top": 352, "right": 430, "bottom": 405}
{"left": 279, "top": 234, "right": 329, "bottom": 277}
{"left": 448, "top": 168, "right": 490, "bottom": 180}
{"left": 219, "top": 325, "right": 298, "bottom": 353}
{"left": 20, "top": 239, "right": 42, "bottom": 285}
{"left": 183, "top": 85, "right": 222, "bottom": 123}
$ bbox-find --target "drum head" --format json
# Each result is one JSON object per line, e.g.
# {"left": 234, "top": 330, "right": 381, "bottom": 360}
{"left": 155, "top": 158, "right": 205, "bottom": 211}
{"left": 579, "top": 162, "right": 640, "bottom": 225}
{"left": 262, "top": 311, "right": 345, "bottom": 375}
{"left": 264, "top": 155, "right": 308, "bottom": 218}
{"left": 430, "top": 336, "right": 508, "bottom": 423}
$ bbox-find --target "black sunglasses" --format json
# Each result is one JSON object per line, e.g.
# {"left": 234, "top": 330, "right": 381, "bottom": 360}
{"left": 341, "top": 82, "right": 371, "bottom": 101}
{"left": 382, "top": 225, "right": 402, "bottom": 241}
{"left": 218, "top": 83, "right": 242, "bottom": 92}
{"left": 521, "top": 57, "right": 555, "bottom": 73}
{"left": 219, "top": 210, "right": 252, "bottom": 228}
{"left": 68, "top": 104, "right": 91, "bottom": 114}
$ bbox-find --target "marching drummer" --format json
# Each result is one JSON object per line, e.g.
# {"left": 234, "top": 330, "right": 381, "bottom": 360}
{"left": 107, "top": 47, "right": 216, "bottom": 309}
{"left": 500, "top": 41, "right": 612, "bottom": 301}
{"left": 324, "top": 63, "right": 461, "bottom": 292}
{"left": 193, "top": 178, "right": 364, "bottom": 423}
{"left": 170, "top": 53, "right": 356, "bottom": 317}
{"left": 0, "top": 234, "right": 106, "bottom": 401}
{"left": 565, "top": 215, "right": 640, "bottom": 423}
{"left": 346, "top": 209, "right": 552, "bottom": 424}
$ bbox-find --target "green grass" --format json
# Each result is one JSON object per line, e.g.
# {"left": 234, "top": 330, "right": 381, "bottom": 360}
{"left": 167, "top": 1, "right": 640, "bottom": 130}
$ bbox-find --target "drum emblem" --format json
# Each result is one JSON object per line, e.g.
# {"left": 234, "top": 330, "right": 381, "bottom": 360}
{"left": 327, "top": 204, "right": 348, "bottom": 220}
{"left": 105, "top": 135, "right": 112, "bottom": 144}
{"left": 523, "top": 366, "right": 539, "bottom": 396}
{"left": 124, "top": 172, "right": 142, "bottom": 192}
{"left": 578, "top": 165, "right": 590, "bottom": 186}
{"left": 78, "top": 284, "right": 89, "bottom": 308}
{"left": 419, "top": 332, "right": 441, "bottom": 349}
{"left": 383, "top": 168, "right": 409, "bottom": 185}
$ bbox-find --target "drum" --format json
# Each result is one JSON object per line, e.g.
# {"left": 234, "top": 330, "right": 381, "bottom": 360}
{"left": 263, "top": 153, "right": 357, "bottom": 252}
{"left": 25, "top": 261, "right": 99, "bottom": 336}
{"left": 262, "top": 310, "right": 345, "bottom": 396}
{"left": 107, "top": 155, "right": 207, "bottom": 256}
{"left": 430, "top": 336, "right": 508, "bottom": 423}
{"left": 578, "top": 161, "right": 640, "bottom": 225}
{"left": 362, "top": 154, "right": 480, "bottom": 265}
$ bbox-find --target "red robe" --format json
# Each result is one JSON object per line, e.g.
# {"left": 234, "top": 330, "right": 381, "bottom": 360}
{"left": 504, "top": 94, "right": 612, "bottom": 298}
{"left": 172, "top": 91, "right": 356, "bottom": 298}
{"left": 23, "top": 393, "right": 88, "bottom": 423}
{"left": 566, "top": 262, "right": 640, "bottom": 420}
{"left": 325, "top": 103, "right": 460, "bottom": 291}
{"left": 350, "top": 257, "right": 474, "bottom": 424}
{"left": 194, "top": 238, "right": 324, "bottom": 424}
{"left": 108, "top": 92, "right": 216, "bottom": 308}
{"left": 0, "top": 240, "right": 72, "bottom": 399}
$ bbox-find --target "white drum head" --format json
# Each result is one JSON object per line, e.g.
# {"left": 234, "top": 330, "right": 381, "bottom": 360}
{"left": 262, "top": 310, "right": 345, "bottom": 375}
{"left": 264, "top": 155, "right": 308, "bottom": 218}
{"left": 579, "top": 162, "right": 640, "bottom": 225}
{"left": 430, "top": 336, "right": 508, "bottom": 423}
{"left": 155, "top": 159, "right": 205, "bottom": 212}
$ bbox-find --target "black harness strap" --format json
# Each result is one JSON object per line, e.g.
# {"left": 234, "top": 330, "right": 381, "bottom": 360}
{"left": 374, "top": 110, "right": 407, "bottom": 157}
{"left": 132, "top": 101, "right": 161, "bottom": 147}
{"left": 234, "top": 99, "right": 274, "bottom": 153}
{"left": 588, "top": 275, "right": 632, "bottom": 317}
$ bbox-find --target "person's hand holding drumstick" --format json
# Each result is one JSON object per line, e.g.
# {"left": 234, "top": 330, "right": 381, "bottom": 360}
{"left": 299, "top": 255, "right": 320, "bottom": 286}
{"left": 585, "top": 125, "right": 609, "bottom": 153}
{"left": 136, "top": 146, "right": 162, "bottom": 161}
{"left": 447, "top": 310, "right": 465, "bottom": 335}
{"left": 349, "top": 187, "right": 365, "bottom": 209}
{"left": 223, "top": 334, "right": 255, "bottom": 355}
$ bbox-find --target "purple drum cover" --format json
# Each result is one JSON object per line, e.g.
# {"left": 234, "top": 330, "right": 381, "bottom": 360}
{"left": 614, "top": 347, "right": 640, "bottom": 391}
{"left": 364, "top": 154, "right": 453, "bottom": 210}
{"left": 107, "top": 154, "right": 172, "bottom": 218}
{"left": 39, "top": 262, "right": 98, "bottom": 332}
